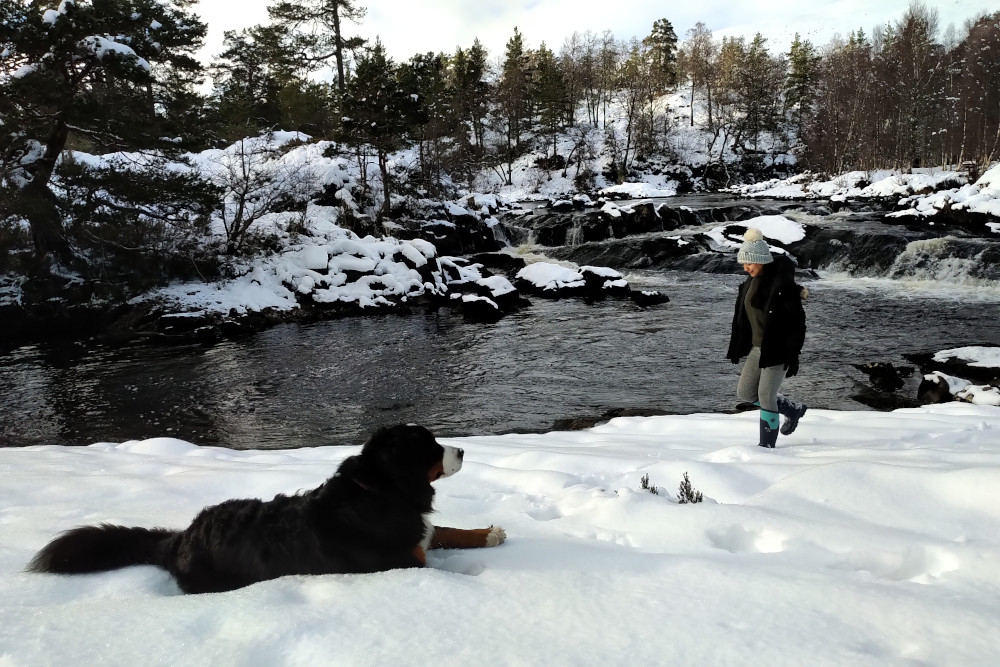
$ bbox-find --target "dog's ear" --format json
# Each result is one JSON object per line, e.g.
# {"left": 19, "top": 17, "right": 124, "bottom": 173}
{"left": 365, "top": 426, "right": 393, "bottom": 446}
{"left": 361, "top": 425, "right": 406, "bottom": 467}
{"left": 362, "top": 424, "right": 442, "bottom": 487}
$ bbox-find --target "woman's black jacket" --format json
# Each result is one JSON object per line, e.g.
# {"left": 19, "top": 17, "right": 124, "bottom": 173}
{"left": 726, "top": 254, "right": 806, "bottom": 375}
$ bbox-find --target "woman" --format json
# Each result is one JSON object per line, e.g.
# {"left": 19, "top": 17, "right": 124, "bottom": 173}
{"left": 726, "top": 228, "right": 808, "bottom": 448}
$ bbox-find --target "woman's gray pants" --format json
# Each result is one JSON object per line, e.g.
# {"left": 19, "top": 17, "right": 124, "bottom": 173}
{"left": 736, "top": 346, "right": 786, "bottom": 413}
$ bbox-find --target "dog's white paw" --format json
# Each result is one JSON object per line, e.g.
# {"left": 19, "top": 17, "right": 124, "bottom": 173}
{"left": 486, "top": 526, "right": 506, "bottom": 547}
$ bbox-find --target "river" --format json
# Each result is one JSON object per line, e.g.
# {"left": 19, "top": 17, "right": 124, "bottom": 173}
{"left": 3, "top": 264, "right": 999, "bottom": 449}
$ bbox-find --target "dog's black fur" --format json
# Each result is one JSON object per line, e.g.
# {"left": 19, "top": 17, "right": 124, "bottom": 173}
{"left": 28, "top": 424, "right": 460, "bottom": 593}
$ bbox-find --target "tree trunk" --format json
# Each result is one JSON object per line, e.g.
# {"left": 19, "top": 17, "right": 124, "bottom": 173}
{"left": 333, "top": 6, "right": 346, "bottom": 100}
{"left": 378, "top": 150, "right": 391, "bottom": 218}
{"left": 22, "top": 120, "right": 71, "bottom": 258}
{"left": 707, "top": 83, "right": 713, "bottom": 132}
{"left": 689, "top": 83, "right": 695, "bottom": 127}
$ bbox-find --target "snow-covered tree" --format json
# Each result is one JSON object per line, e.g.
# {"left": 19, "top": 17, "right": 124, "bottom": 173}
{"left": 0, "top": 0, "right": 207, "bottom": 258}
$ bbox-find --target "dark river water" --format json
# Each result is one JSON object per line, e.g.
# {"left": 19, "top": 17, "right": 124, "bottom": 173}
{"left": 2, "top": 268, "right": 999, "bottom": 449}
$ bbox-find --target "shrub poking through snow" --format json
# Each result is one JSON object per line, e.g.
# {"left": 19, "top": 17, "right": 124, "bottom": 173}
{"left": 677, "top": 472, "right": 703, "bottom": 504}
{"left": 640, "top": 473, "right": 659, "bottom": 495}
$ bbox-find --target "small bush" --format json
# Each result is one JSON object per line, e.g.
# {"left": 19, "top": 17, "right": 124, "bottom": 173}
{"left": 639, "top": 473, "right": 659, "bottom": 495}
{"left": 677, "top": 472, "right": 703, "bottom": 504}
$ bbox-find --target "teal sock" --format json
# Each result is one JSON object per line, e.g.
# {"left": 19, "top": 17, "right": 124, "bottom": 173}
{"left": 760, "top": 409, "right": 779, "bottom": 429}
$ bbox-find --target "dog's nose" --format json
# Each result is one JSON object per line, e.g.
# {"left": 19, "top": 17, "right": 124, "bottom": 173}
{"left": 457, "top": 448, "right": 464, "bottom": 460}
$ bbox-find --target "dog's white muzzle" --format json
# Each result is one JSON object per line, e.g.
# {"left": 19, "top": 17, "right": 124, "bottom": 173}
{"left": 440, "top": 446, "right": 464, "bottom": 478}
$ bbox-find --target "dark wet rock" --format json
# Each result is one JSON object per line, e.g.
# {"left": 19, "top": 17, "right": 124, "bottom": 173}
{"left": 656, "top": 204, "right": 701, "bottom": 228}
{"left": 667, "top": 251, "right": 744, "bottom": 274}
{"left": 530, "top": 211, "right": 608, "bottom": 246}
{"left": 514, "top": 264, "right": 642, "bottom": 301}
{"left": 904, "top": 347, "right": 1000, "bottom": 405}
{"left": 581, "top": 267, "right": 629, "bottom": 297}
{"left": 455, "top": 294, "right": 504, "bottom": 323}
{"left": 467, "top": 252, "right": 527, "bottom": 279}
{"left": 546, "top": 234, "right": 705, "bottom": 270}
{"left": 850, "top": 385, "right": 921, "bottom": 410}
{"left": 853, "top": 362, "right": 913, "bottom": 392}
{"left": 0, "top": 274, "right": 134, "bottom": 350}
{"left": 846, "top": 361, "right": 920, "bottom": 409}
{"left": 629, "top": 290, "right": 670, "bottom": 307}
{"left": 905, "top": 348, "right": 1000, "bottom": 384}
{"left": 414, "top": 217, "right": 503, "bottom": 255}
{"left": 504, "top": 199, "right": 829, "bottom": 253}
{"left": 784, "top": 227, "right": 916, "bottom": 274}
{"left": 917, "top": 374, "right": 955, "bottom": 404}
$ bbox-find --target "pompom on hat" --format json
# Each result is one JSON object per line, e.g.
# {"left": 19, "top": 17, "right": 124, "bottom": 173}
{"left": 736, "top": 227, "right": 773, "bottom": 264}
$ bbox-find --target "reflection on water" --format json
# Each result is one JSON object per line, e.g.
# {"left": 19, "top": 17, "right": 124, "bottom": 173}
{"left": 2, "top": 270, "right": 999, "bottom": 449}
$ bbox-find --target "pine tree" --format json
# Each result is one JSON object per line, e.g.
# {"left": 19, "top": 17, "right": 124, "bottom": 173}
{"left": 450, "top": 39, "right": 490, "bottom": 154}
{"left": 397, "top": 51, "right": 451, "bottom": 193}
{"left": 209, "top": 27, "right": 286, "bottom": 139}
{"left": 266, "top": 0, "right": 366, "bottom": 102}
{"left": 338, "top": 41, "right": 417, "bottom": 218}
{"left": 534, "top": 42, "right": 568, "bottom": 159}
{"left": 785, "top": 34, "right": 820, "bottom": 141}
{"left": 491, "top": 27, "right": 532, "bottom": 184}
{"left": 207, "top": 25, "right": 335, "bottom": 141}
{"left": 642, "top": 18, "right": 679, "bottom": 92}
{"left": 717, "top": 34, "right": 785, "bottom": 158}
{"left": 0, "top": 0, "right": 208, "bottom": 259}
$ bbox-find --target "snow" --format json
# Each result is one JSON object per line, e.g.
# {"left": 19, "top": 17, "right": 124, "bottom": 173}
{"left": 600, "top": 181, "right": 678, "bottom": 198}
{"left": 933, "top": 346, "right": 1000, "bottom": 369}
{"left": 728, "top": 163, "right": 1000, "bottom": 226}
{"left": 2, "top": 403, "right": 1000, "bottom": 664}
{"left": 924, "top": 372, "right": 1000, "bottom": 406}
{"left": 11, "top": 133, "right": 539, "bottom": 315}
{"left": 729, "top": 168, "right": 973, "bottom": 201}
{"left": 580, "top": 265, "right": 623, "bottom": 279}
{"left": 138, "top": 205, "right": 457, "bottom": 314}
{"left": 79, "top": 36, "right": 151, "bottom": 72}
{"left": 890, "top": 163, "right": 1000, "bottom": 221}
{"left": 515, "top": 262, "right": 585, "bottom": 291}
{"left": 601, "top": 201, "right": 624, "bottom": 218}
{"left": 705, "top": 215, "right": 806, "bottom": 250}
{"left": 477, "top": 274, "right": 516, "bottom": 298}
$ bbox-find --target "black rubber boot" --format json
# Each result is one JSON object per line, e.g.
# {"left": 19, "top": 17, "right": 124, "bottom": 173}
{"left": 759, "top": 411, "right": 779, "bottom": 448}
{"left": 776, "top": 394, "right": 807, "bottom": 435}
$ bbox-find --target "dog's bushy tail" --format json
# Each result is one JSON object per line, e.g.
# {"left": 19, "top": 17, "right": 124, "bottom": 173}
{"left": 27, "top": 523, "right": 177, "bottom": 574}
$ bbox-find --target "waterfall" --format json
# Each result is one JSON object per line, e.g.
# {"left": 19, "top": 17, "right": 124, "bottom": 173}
{"left": 564, "top": 220, "right": 584, "bottom": 246}
{"left": 887, "top": 237, "right": 1000, "bottom": 285}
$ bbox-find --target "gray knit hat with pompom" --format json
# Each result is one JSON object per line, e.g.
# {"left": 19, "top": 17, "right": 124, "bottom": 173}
{"left": 736, "top": 227, "right": 773, "bottom": 264}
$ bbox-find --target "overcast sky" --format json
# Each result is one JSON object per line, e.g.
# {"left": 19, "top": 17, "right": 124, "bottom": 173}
{"left": 193, "top": 0, "right": 995, "bottom": 65}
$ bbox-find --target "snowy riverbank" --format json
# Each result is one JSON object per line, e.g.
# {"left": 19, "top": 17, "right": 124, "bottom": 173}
{"left": 2, "top": 403, "right": 999, "bottom": 665}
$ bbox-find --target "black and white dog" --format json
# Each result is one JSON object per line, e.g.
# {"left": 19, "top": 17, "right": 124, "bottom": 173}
{"left": 29, "top": 424, "right": 505, "bottom": 593}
